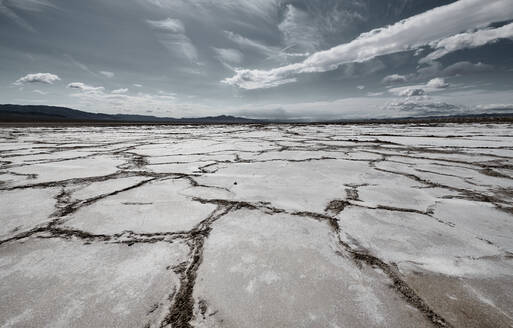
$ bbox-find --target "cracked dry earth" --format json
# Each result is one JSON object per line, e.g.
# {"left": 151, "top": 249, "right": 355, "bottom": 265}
{"left": 1, "top": 124, "right": 513, "bottom": 328}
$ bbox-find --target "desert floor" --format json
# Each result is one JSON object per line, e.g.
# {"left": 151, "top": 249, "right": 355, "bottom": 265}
{"left": 1, "top": 123, "right": 512, "bottom": 328}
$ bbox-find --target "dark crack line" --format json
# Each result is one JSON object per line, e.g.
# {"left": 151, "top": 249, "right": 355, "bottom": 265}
{"left": 295, "top": 207, "right": 453, "bottom": 328}
{"left": 2, "top": 125, "right": 512, "bottom": 328}
{"left": 0, "top": 170, "right": 242, "bottom": 246}
{"left": 374, "top": 166, "right": 513, "bottom": 213}
{"left": 0, "top": 169, "right": 210, "bottom": 191}
{"left": 186, "top": 196, "right": 454, "bottom": 328}
{"left": 159, "top": 205, "right": 236, "bottom": 328}
{"left": 0, "top": 177, "right": 160, "bottom": 245}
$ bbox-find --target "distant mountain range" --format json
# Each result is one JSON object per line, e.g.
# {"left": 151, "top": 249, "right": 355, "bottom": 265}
{"left": 0, "top": 104, "right": 264, "bottom": 124}
{"left": 1, "top": 104, "right": 512, "bottom": 124}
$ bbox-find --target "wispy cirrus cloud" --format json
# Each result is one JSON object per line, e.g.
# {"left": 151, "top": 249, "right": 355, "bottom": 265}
{"left": 142, "top": 0, "right": 278, "bottom": 23}
{"left": 224, "top": 31, "right": 277, "bottom": 57}
{"left": 67, "top": 82, "right": 105, "bottom": 93}
{"left": 224, "top": 30, "right": 310, "bottom": 64}
{"left": 33, "top": 89, "right": 48, "bottom": 95}
{"left": 0, "top": 0, "right": 55, "bottom": 31}
{"left": 147, "top": 17, "right": 198, "bottom": 62}
{"left": 146, "top": 17, "right": 185, "bottom": 33}
{"left": 99, "top": 71, "right": 115, "bottom": 78}
{"left": 213, "top": 48, "right": 244, "bottom": 67}
{"left": 2, "top": 0, "right": 54, "bottom": 12}
{"left": 278, "top": 4, "right": 321, "bottom": 54}
{"left": 223, "top": 0, "right": 513, "bottom": 90}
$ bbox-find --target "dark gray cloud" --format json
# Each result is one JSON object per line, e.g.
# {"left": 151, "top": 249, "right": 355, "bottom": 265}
{"left": 441, "top": 61, "right": 493, "bottom": 76}
{"left": 1, "top": 0, "right": 512, "bottom": 119}
{"left": 386, "top": 98, "right": 462, "bottom": 116}
{"left": 476, "top": 104, "right": 513, "bottom": 112}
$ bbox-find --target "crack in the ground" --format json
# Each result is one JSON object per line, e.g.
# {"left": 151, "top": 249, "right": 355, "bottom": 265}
{"left": 374, "top": 166, "right": 513, "bottom": 212}
{"left": 159, "top": 205, "right": 236, "bottom": 328}
{"left": 186, "top": 196, "right": 453, "bottom": 328}
{"left": 0, "top": 177, "right": 160, "bottom": 245}
{"left": 2, "top": 125, "right": 512, "bottom": 328}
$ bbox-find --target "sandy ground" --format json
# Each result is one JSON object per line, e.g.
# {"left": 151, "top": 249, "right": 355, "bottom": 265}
{"left": 1, "top": 123, "right": 512, "bottom": 328}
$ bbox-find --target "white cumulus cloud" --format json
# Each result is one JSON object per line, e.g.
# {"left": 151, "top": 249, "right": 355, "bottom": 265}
{"left": 382, "top": 74, "right": 407, "bottom": 84}
{"left": 389, "top": 78, "right": 450, "bottom": 97}
{"left": 111, "top": 88, "right": 128, "bottom": 94}
{"left": 426, "top": 77, "right": 449, "bottom": 89}
{"left": 15, "top": 73, "right": 61, "bottom": 85}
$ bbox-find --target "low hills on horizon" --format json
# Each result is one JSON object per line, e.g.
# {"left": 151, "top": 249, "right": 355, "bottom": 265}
{"left": 0, "top": 104, "right": 261, "bottom": 124}
{"left": 1, "top": 104, "right": 512, "bottom": 125}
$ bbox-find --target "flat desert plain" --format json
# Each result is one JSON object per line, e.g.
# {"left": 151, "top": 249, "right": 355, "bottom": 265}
{"left": 1, "top": 123, "right": 513, "bottom": 328}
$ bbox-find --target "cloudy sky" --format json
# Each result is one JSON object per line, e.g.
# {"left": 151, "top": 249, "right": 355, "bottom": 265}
{"left": 1, "top": 0, "right": 513, "bottom": 120}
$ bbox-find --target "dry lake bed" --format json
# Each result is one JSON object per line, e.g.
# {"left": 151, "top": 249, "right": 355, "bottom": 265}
{"left": 1, "top": 123, "right": 512, "bottom": 328}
